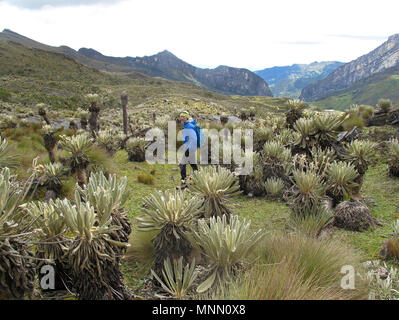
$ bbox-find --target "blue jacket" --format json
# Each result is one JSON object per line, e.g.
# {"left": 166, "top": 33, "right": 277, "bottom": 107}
{"left": 182, "top": 119, "right": 198, "bottom": 150}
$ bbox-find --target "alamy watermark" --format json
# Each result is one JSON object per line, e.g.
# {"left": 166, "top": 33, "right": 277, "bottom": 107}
{"left": 144, "top": 121, "right": 254, "bottom": 175}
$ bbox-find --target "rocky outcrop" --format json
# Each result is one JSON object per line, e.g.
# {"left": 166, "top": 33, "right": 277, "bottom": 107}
{"left": 300, "top": 34, "right": 399, "bottom": 101}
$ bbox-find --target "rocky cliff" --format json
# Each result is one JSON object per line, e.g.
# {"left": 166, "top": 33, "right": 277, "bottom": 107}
{"left": 300, "top": 34, "right": 399, "bottom": 101}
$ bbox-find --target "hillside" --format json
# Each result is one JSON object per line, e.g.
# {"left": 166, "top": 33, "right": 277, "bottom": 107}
{"left": 0, "top": 29, "right": 272, "bottom": 97}
{"left": 0, "top": 39, "right": 286, "bottom": 113}
{"left": 255, "top": 61, "right": 343, "bottom": 98}
{"left": 313, "top": 64, "right": 399, "bottom": 110}
{"left": 300, "top": 34, "right": 399, "bottom": 102}
{"left": 77, "top": 48, "right": 273, "bottom": 96}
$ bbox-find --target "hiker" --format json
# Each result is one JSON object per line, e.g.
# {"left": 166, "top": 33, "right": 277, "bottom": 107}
{"left": 179, "top": 111, "right": 199, "bottom": 184}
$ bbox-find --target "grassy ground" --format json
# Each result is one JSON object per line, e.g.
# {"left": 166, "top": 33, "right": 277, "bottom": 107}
{"left": 4, "top": 123, "right": 399, "bottom": 296}
{"left": 113, "top": 156, "right": 399, "bottom": 292}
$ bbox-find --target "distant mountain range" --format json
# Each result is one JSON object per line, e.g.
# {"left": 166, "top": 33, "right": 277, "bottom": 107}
{"left": 0, "top": 29, "right": 272, "bottom": 97}
{"left": 3, "top": 28, "right": 399, "bottom": 109}
{"left": 300, "top": 34, "right": 399, "bottom": 108}
{"left": 255, "top": 61, "right": 344, "bottom": 98}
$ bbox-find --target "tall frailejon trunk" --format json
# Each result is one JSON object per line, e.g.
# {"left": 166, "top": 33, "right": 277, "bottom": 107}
{"left": 69, "top": 120, "right": 78, "bottom": 130}
{"left": 43, "top": 133, "right": 57, "bottom": 163}
{"left": 39, "top": 108, "right": 51, "bottom": 125}
{"left": 89, "top": 102, "right": 100, "bottom": 139}
{"left": 80, "top": 117, "right": 87, "bottom": 130}
{"left": 121, "top": 92, "right": 128, "bottom": 136}
{"left": 76, "top": 167, "right": 87, "bottom": 188}
{"left": 352, "top": 174, "right": 363, "bottom": 199}
{"left": 44, "top": 189, "right": 57, "bottom": 203}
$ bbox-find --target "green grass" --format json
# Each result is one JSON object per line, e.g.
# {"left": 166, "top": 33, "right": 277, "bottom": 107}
{"left": 334, "top": 164, "right": 399, "bottom": 262}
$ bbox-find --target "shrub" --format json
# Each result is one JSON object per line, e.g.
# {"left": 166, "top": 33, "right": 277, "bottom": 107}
{"left": 138, "top": 173, "right": 155, "bottom": 185}
{"left": 0, "top": 88, "right": 11, "bottom": 102}
{"left": 377, "top": 99, "right": 392, "bottom": 113}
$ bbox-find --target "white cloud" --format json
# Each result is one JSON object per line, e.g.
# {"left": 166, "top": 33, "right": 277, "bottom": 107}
{"left": 0, "top": 0, "right": 125, "bottom": 9}
{"left": 0, "top": 0, "right": 398, "bottom": 70}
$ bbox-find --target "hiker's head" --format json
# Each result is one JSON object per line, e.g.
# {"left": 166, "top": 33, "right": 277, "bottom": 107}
{"left": 180, "top": 111, "right": 190, "bottom": 122}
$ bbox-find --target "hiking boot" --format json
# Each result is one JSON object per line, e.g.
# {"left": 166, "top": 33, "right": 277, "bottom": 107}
{"left": 176, "top": 179, "right": 187, "bottom": 190}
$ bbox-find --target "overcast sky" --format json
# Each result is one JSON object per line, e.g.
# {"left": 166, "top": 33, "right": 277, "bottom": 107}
{"left": 0, "top": 0, "right": 398, "bottom": 71}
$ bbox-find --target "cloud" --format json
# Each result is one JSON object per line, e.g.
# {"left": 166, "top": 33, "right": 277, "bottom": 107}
{"left": 328, "top": 34, "right": 388, "bottom": 41}
{"left": 0, "top": 0, "right": 125, "bottom": 9}
{"left": 277, "top": 41, "right": 322, "bottom": 45}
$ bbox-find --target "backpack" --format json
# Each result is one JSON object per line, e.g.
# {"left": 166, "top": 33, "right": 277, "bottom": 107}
{"left": 194, "top": 123, "right": 205, "bottom": 148}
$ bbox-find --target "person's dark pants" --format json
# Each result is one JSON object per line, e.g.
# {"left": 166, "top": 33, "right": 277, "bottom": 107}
{"left": 179, "top": 149, "right": 198, "bottom": 180}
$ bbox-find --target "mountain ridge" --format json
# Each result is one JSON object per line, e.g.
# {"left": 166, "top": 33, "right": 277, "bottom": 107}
{"left": 300, "top": 34, "right": 399, "bottom": 102}
{"left": 0, "top": 29, "right": 272, "bottom": 97}
{"left": 255, "top": 61, "right": 344, "bottom": 98}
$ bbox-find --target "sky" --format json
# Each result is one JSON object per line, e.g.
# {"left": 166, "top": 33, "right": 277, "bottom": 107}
{"left": 0, "top": 0, "right": 398, "bottom": 71}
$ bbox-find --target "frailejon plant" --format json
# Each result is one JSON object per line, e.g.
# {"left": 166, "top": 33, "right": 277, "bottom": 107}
{"left": 77, "top": 171, "right": 131, "bottom": 252}
{"left": 35, "top": 162, "right": 65, "bottom": 202}
{"left": 0, "top": 136, "right": 18, "bottom": 169}
{"left": 289, "top": 169, "right": 326, "bottom": 216}
{"left": 37, "top": 103, "right": 51, "bottom": 125}
{"left": 261, "top": 141, "right": 292, "bottom": 184}
{"left": 387, "top": 138, "right": 399, "bottom": 178}
{"left": 151, "top": 257, "right": 198, "bottom": 299}
{"left": 186, "top": 215, "right": 264, "bottom": 293}
{"left": 56, "top": 193, "right": 131, "bottom": 300}
{"left": 326, "top": 161, "right": 358, "bottom": 204}
{"left": 137, "top": 189, "right": 201, "bottom": 278}
{"left": 253, "top": 127, "right": 273, "bottom": 152}
{"left": 309, "top": 146, "right": 336, "bottom": 178}
{"left": 239, "top": 152, "right": 265, "bottom": 197}
{"left": 95, "top": 129, "right": 120, "bottom": 155}
{"left": 59, "top": 133, "right": 92, "bottom": 187}
{"left": 41, "top": 125, "right": 58, "bottom": 163}
{"left": 188, "top": 166, "right": 241, "bottom": 220}
{"left": 344, "top": 140, "right": 377, "bottom": 175}
{"left": 25, "top": 200, "right": 72, "bottom": 291}
{"left": 125, "top": 137, "right": 148, "bottom": 162}
{"left": 285, "top": 99, "right": 306, "bottom": 129}
{"left": 293, "top": 118, "right": 316, "bottom": 150}
{"left": 0, "top": 168, "right": 36, "bottom": 299}
{"left": 86, "top": 93, "right": 100, "bottom": 137}
{"left": 313, "top": 113, "right": 345, "bottom": 149}
{"left": 344, "top": 140, "right": 377, "bottom": 196}
{"left": 264, "top": 177, "right": 285, "bottom": 199}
